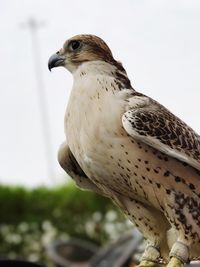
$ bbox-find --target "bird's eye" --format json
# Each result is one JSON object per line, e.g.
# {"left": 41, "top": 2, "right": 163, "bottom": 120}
{"left": 70, "top": 40, "right": 81, "bottom": 51}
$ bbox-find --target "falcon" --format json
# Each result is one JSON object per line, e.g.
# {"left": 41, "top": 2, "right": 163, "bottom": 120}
{"left": 48, "top": 34, "right": 200, "bottom": 267}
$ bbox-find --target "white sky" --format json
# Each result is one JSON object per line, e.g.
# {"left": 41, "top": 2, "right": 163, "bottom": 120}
{"left": 1, "top": 0, "right": 200, "bottom": 187}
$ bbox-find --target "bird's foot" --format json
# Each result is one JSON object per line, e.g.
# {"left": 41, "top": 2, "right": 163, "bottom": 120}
{"left": 138, "top": 260, "right": 166, "bottom": 267}
{"left": 138, "top": 244, "right": 165, "bottom": 267}
{"left": 166, "top": 257, "right": 183, "bottom": 267}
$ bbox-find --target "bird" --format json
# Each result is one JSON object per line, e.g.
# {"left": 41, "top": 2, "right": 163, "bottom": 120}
{"left": 48, "top": 34, "right": 200, "bottom": 267}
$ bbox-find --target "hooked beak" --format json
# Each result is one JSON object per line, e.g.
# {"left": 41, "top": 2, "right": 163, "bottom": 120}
{"left": 48, "top": 53, "right": 65, "bottom": 71}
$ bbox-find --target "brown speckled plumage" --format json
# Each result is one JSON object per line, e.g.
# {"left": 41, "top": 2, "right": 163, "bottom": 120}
{"left": 49, "top": 34, "right": 200, "bottom": 267}
{"left": 123, "top": 97, "right": 200, "bottom": 166}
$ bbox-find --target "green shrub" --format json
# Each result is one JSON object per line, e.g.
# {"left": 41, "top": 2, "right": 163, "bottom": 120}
{"left": 0, "top": 182, "right": 131, "bottom": 262}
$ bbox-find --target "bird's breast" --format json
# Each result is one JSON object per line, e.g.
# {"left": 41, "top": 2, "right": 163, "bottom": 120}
{"left": 65, "top": 75, "right": 128, "bottom": 172}
{"left": 65, "top": 76, "right": 123, "bottom": 151}
{"left": 64, "top": 78, "right": 151, "bottom": 200}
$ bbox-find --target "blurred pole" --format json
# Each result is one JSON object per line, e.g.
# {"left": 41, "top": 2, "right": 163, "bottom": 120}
{"left": 21, "top": 18, "right": 56, "bottom": 183}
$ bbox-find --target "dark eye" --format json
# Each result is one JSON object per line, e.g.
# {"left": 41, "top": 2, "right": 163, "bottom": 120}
{"left": 70, "top": 40, "right": 81, "bottom": 51}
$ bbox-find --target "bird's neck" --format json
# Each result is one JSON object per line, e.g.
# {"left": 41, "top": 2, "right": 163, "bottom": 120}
{"left": 73, "top": 60, "right": 133, "bottom": 92}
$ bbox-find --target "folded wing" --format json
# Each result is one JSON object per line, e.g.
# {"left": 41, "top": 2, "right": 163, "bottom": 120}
{"left": 122, "top": 97, "right": 200, "bottom": 171}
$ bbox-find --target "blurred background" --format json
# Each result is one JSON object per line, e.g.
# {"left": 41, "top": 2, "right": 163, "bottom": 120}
{"left": 1, "top": 0, "right": 200, "bottom": 266}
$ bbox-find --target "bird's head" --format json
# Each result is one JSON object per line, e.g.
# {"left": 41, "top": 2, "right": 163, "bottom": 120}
{"left": 48, "top": 34, "right": 124, "bottom": 73}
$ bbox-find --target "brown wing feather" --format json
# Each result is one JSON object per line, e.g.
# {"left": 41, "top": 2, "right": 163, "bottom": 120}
{"left": 122, "top": 99, "right": 200, "bottom": 171}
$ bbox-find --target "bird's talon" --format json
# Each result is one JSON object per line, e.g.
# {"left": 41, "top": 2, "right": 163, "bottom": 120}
{"left": 138, "top": 260, "right": 165, "bottom": 267}
{"left": 166, "top": 257, "right": 184, "bottom": 267}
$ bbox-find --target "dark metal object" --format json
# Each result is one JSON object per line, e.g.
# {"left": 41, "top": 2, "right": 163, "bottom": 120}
{"left": 0, "top": 260, "right": 44, "bottom": 267}
{"left": 47, "top": 230, "right": 143, "bottom": 267}
{"left": 186, "top": 264, "right": 200, "bottom": 267}
{"left": 90, "top": 229, "right": 143, "bottom": 267}
{"left": 47, "top": 239, "right": 99, "bottom": 267}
